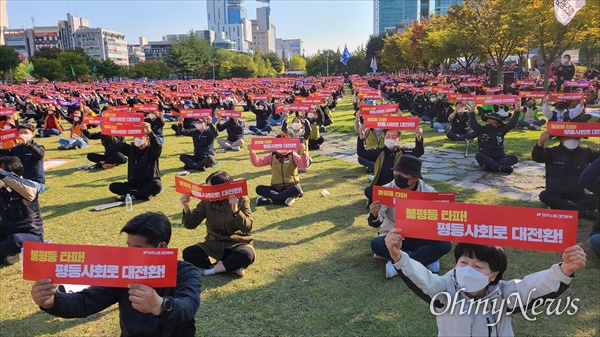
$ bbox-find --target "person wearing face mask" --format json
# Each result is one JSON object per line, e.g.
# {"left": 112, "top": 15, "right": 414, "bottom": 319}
{"left": 145, "top": 110, "right": 165, "bottom": 145}
{"left": 178, "top": 117, "right": 218, "bottom": 171}
{"left": 216, "top": 116, "right": 245, "bottom": 151}
{"left": 385, "top": 232, "right": 586, "bottom": 337}
{"left": 358, "top": 126, "right": 424, "bottom": 204}
{"left": 432, "top": 98, "right": 453, "bottom": 133}
{"left": 542, "top": 98, "right": 586, "bottom": 123}
{"left": 0, "top": 118, "right": 17, "bottom": 150}
{"left": 532, "top": 131, "right": 599, "bottom": 220}
{"left": 282, "top": 114, "right": 313, "bottom": 172}
{"left": 57, "top": 111, "right": 88, "bottom": 150}
{"left": 517, "top": 98, "right": 546, "bottom": 130}
{"left": 421, "top": 94, "right": 438, "bottom": 123}
{"left": 81, "top": 123, "right": 127, "bottom": 169}
{"left": 554, "top": 54, "right": 575, "bottom": 92}
{"left": 368, "top": 155, "right": 451, "bottom": 278}
{"left": 37, "top": 107, "right": 63, "bottom": 138}
{"left": 354, "top": 112, "right": 385, "bottom": 173}
{"left": 249, "top": 132, "right": 310, "bottom": 207}
{"left": 0, "top": 156, "right": 44, "bottom": 266}
{"left": 305, "top": 109, "right": 325, "bottom": 150}
{"left": 108, "top": 122, "right": 163, "bottom": 201}
{"left": 446, "top": 102, "right": 477, "bottom": 142}
{"left": 0, "top": 123, "right": 46, "bottom": 192}
{"left": 469, "top": 103, "right": 520, "bottom": 174}
{"left": 249, "top": 101, "right": 273, "bottom": 136}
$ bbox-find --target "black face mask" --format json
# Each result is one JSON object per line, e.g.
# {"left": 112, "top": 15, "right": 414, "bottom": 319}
{"left": 395, "top": 175, "right": 410, "bottom": 189}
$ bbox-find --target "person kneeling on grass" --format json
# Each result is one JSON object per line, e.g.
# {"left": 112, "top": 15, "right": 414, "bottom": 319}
{"left": 178, "top": 116, "right": 218, "bottom": 171}
{"left": 30, "top": 212, "right": 201, "bottom": 337}
{"left": 249, "top": 132, "right": 310, "bottom": 207}
{"left": 180, "top": 171, "right": 254, "bottom": 277}
{"left": 108, "top": 122, "right": 162, "bottom": 201}
{"left": 385, "top": 230, "right": 586, "bottom": 337}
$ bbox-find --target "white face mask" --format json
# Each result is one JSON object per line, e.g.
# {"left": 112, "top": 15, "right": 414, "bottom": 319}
{"left": 148, "top": 114, "right": 156, "bottom": 120}
{"left": 21, "top": 134, "right": 31, "bottom": 143}
{"left": 455, "top": 265, "right": 492, "bottom": 293}
{"left": 307, "top": 113, "right": 315, "bottom": 119}
{"left": 457, "top": 108, "right": 464, "bottom": 113}
{"left": 206, "top": 99, "right": 212, "bottom": 104}
{"left": 430, "top": 97, "right": 436, "bottom": 103}
{"left": 291, "top": 122, "right": 301, "bottom": 130}
{"left": 563, "top": 58, "right": 569, "bottom": 64}
{"left": 74, "top": 117, "right": 80, "bottom": 122}
{"left": 195, "top": 123, "right": 204, "bottom": 131}
{"left": 133, "top": 137, "right": 145, "bottom": 148}
{"left": 384, "top": 139, "right": 397, "bottom": 150}
{"left": 563, "top": 139, "right": 579, "bottom": 150}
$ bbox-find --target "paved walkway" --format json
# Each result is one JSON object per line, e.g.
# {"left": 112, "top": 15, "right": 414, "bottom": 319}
{"left": 318, "top": 132, "right": 545, "bottom": 202}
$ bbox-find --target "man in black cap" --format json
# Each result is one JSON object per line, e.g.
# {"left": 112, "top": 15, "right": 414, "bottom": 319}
{"left": 177, "top": 116, "right": 218, "bottom": 171}
{"left": 0, "top": 123, "right": 45, "bottom": 191}
{"left": 367, "top": 155, "right": 451, "bottom": 278}
{"left": 469, "top": 103, "right": 520, "bottom": 174}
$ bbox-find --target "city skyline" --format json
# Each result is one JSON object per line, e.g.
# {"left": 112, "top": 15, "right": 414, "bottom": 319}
{"left": 5, "top": 0, "right": 373, "bottom": 56}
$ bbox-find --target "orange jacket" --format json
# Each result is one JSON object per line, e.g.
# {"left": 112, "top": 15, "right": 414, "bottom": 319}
{"left": 42, "top": 114, "right": 64, "bottom": 133}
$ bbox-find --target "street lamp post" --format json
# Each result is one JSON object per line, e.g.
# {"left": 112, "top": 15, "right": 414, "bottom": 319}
{"left": 326, "top": 54, "right": 329, "bottom": 76}
{"left": 212, "top": 59, "right": 215, "bottom": 80}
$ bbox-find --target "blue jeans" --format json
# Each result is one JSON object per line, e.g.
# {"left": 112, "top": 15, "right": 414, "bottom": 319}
{"left": 249, "top": 125, "right": 273, "bottom": 134}
{"left": 38, "top": 128, "right": 61, "bottom": 137}
{"left": 270, "top": 116, "right": 284, "bottom": 126}
{"left": 59, "top": 138, "right": 87, "bottom": 148}
{"left": 1, "top": 233, "right": 43, "bottom": 262}
{"left": 358, "top": 156, "right": 375, "bottom": 172}
{"left": 590, "top": 234, "right": 600, "bottom": 257}
{"left": 475, "top": 152, "right": 518, "bottom": 171}
{"left": 370, "top": 235, "right": 451, "bottom": 266}
{"left": 432, "top": 122, "right": 450, "bottom": 130}
{"left": 447, "top": 131, "right": 477, "bottom": 142}
{"left": 421, "top": 115, "right": 434, "bottom": 122}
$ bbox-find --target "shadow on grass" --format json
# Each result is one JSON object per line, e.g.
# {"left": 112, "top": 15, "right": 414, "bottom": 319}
{"left": 1, "top": 307, "right": 118, "bottom": 335}
{"left": 42, "top": 196, "right": 120, "bottom": 220}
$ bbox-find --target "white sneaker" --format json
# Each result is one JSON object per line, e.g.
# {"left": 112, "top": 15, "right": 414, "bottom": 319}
{"left": 261, "top": 131, "right": 268, "bottom": 136}
{"left": 231, "top": 146, "right": 240, "bottom": 151}
{"left": 385, "top": 260, "right": 399, "bottom": 279}
{"left": 532, "top": 125, "right": 541, "bottom": 131}
{"left": 437, "top": 129, "right": 446, "bottom": 133}
{"left": 284, "top": 197, "right": 296, "bottom": 206}
{"left": 233, "top": 267, "right": 245, "bottom": 277}
{"left": 373, "top": 253, "right": 387, "bottom": 261}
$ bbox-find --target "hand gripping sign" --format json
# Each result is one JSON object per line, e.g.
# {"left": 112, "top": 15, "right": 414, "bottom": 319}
{"left": 547, "top": 122, "right": 600, "bottom": 138}
{"left": 179, "top": 109, "right": 212, "bottom": 119}
{"left": 175, "top": 176, "right": 248, "bottom": 201}
{"left": 101, "top": 123, "right": 145, "bottom": 137}
{"left": 83, "top": 115, "right": 105, "bottom": 126}
{"left": 359, "top": 103, "right": 399, "bottom": 115}
{"left": 217, "top": 110, "right": 242, "bottom": 119}
{"left": 363, "top": 115, "right": 420, "bottom": 130}
{"left": 103, "top": 112, "right": 145, "bottom": 124}
{"left": 474, "top": 95, "right": 519, "bottom": 105}
{"left": 0, "top": 107, "right": 16, "bottom": 116}
{"left": 373, "top": 186, "right": 456, "bottom": 206}
{"left": 0, "top": 129, "right": 19, "bottom": 148}
{"left": 133, "top": 104, "right": 158, "bottom": 112}
{"left": 22, "top": 242, "right": 178, "bottom": 288}
{"left": 549, "top": 92, "right": 585, "bottom": 101}
{"left": 394, "top": 200, "right": 577, "bottom": 252}
{"left": 251, "top": 137, "right": 300, "bottom": 151}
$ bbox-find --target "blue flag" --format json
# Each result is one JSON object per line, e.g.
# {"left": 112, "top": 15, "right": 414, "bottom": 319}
{"left": 340, "top": 44, "right": 351, "bottom": 65}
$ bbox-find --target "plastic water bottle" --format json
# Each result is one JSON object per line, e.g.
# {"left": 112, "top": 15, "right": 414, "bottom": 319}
{"left": 125, "top": 194, "right": 133, "bottom": 211}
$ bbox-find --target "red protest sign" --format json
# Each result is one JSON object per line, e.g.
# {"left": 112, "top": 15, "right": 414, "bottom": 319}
{"left": 22, "top": 242, "right": 177, "bottom": 288}
{"left": 286, "top": 103, "right": 313, "bottom": 112}
{"left": 173, "top": 91, "right": 193, "bottom": 98}
{"left": 133, "top": 104, "right": 158, "bottom": 112}
{"left": 101, "top": 123, "right": 145, "bottom": 137}
{"left": 83, "top": 115, "right": 104, "bottom": 126}
{"left": 395, "top": 200, "right": 577, "bottom": 252}
{"left": 363, "top": 115, "right": 419, "bottom": 130}
{"left": 474, "top": 95, "right": 518, "bottom": 105}
{"left": 482, "top": 86, "right": 503, "bottom": 93}
{"left": 373, "top": 186, "right": 456, "bottom": 207}
{"left": 103, "top": 112, "right": 145, "bottom": 124}
{"left": 0, "top": 107, "right": 16, "bottom": 116}
{"left": 248, "top": 94, "right": 270, "bottom": 101}
{"left": 179, "top": 109, "right": 212, "bottom": 119}
{"left": 359, "top": 104, "right": 399, "bottom": 115}
{"left": 295, "top": 97, "right": 322, "bottom": 105}
{"left": 518, "top": 91, "right": 547, "bottom": 98}
{"left": 358, "top": 91, "right": 382, "bottom": 99}
{"left": 217, "top": 110, "right": 242, "bottom": 119}
{"left": 432, "top": 87, "right": 455, "bottom": 94}
{"left": 174, "top": 176, "right": 248, "bottom": 201}
{"left": 37, "top": 98, "right": 55, "bottom": 105}
{"left": 108, "top": 105, "right": 130, "bottom": 112}
{"left": 0, "top": 129, "right": 19, "bottom": 143}
{"left": 447, "top": 94, "right": 476, "bottom": 102}
{"left": 547, "top": 122, "right": 600, "bottom": 138}
{"left": 251, "top": 137, "right": 300, "bottom": 151}
{"left": 549, "top": 93, "right": 585, "bottom": 101}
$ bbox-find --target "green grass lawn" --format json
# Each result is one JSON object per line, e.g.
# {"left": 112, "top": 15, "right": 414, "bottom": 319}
{"left": 0, "top": 90, "right": 599, "bottom": 336}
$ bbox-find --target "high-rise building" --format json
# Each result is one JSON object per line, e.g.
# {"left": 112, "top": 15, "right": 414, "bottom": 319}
{"left": 373, "top": 0, "right": 462, "bottom": 36}
{"left": 75, "top": 28, "right": 128, "bottom": 65}
{"left": 163, "top": 30, "right": 216, "bottom": 45}
{"left": 206, "top": 0, "right": 252, "bottom": 53}
{"left": 0, "top": 0, "right": 8, "bottom": 45}
{"left": 275, "top": 38, "right": 302, "bottom": 61}
{"left": 58, "top": 13, "right": 90, "bottom": 50}
{"left": 143, "top": 41, "right": 172, "bottom": 62}
{"left": 250, "top": 6, "right": 276, "bottom": 54}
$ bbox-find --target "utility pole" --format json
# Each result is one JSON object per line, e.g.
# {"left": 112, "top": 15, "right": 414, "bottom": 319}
{"left": 212, "top": 59, "right": 215, "bottom": 80}
{"left": 326, "top": 54, "right": 329, "bottom": 76}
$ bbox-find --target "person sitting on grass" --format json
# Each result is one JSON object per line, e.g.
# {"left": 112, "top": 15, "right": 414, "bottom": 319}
{"left": 216, "top": 116, "right": 245, "bottom": 152}
{"left": 282, "top": 113, "right": 313, "bottom": 172}
{"left": 368, "top": 155, "right": 451, "bottom": 278}
{"left": 30, "top": 212, "right": 201, "bottom": 337}
{"left": 385, "top": 230, "right": 586, "bottom": 337}
{"left": 180, "top": 171, "right": 254, "bottom": 277}
{"left": 249, "top": 100, "right": 273, "bottom": 135}
{"left": 0, "top": 123, "right": 45, "bottom": 192}
{"left": 37, "top": 106, "right": 63, "bottom": 138}
{"left": 469, "top": 102, "right": 520, "bottom": 174}
{"left": 446, "top": 102, "right": 477, "bottom": 142}
{"left": 249, "top": 132, "right": 310, "bottom": 207}
{"left": 57, "top": 111, "right": 87, "bottom": 150}
{"left": 108, "top": 122, "right": 162, "bottom": 201}
{"left": 178, "top": 116, "right": 218, "bottom": 172}
{"left": 81, "top": 122, "right": 127, "bottom": 169}
{"left": 0, "top": 156, "right": 44, "bottom": 266}
{"left": 517, "top": 98, "right": 546, "bottom": 130}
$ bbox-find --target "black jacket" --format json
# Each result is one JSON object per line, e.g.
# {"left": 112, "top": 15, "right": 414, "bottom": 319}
{"left": 216, "top": 119, "right": 244, "bottom": 142}
{"left": 0, "top": 171, "right": 44, "bottom": 239}
{"left": 178, "top": 123, "right": 218, "bottom": 158}
{"left": 449, "top": 112, "right": 472, "bottom": 134}
{"left": 469, "top": 112, "right": 519, "bottom": 158}
{"left": 250, "top": 106, "right": 272, "bottom": 129}
{"left": 109, "top": 133, "right": 162, "bottom": 183}
{"left": 357, "top": 138, "right": 424, "bottom": 186}
{"left": 532, "top": 144, "right": 600, "bottom": 194}
{"left": 0, "top": 141, "right": 45, "bottom": 184}
{"left": 42, "top": 261, "right": 201, "bottom": 337}
{"left": 83, "top": 129, "right": 124, "bottom": 157}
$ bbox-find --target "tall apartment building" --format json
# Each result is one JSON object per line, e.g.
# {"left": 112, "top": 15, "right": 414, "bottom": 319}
{"left": 250, "top": 6, "right": 275, "bottom": 54}
{"left": 207, "top": 0, "right": 252, "bottom": 53}
{"left": 373, "top": 0, "right": 462, "bottom": 36}
{"left": 75, "top": 28, "right": 129, "bottom": 65}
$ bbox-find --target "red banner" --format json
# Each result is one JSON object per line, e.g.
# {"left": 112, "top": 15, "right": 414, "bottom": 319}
{"left": 358, "top": 92, "right": 382, "bottom": 99}
{"left": 394, "top": 200, "right": 577, "bottom": 252}
{"left": 547, "top": 122, "right": 600, "bottom": 138}
{"left": 518, "top": 91, "right": 547, "bottom": 98}
{"left": 373, "top": 186, "right": 456, "bottom": 207}
{"left": 108, "top": 105, "right": 130, "bottom": 112}
{"left": 37, "top": 98, "right": 55, "bottom": 105}
{"left": 0, "top": 107, "right": 16, "bottom": 116}
{"left": 363, "top": 115, "right": 420, "bottom": 130}
{"left": 248, "top": 94, "right": 270, "bottom": 101}
{"left": 295, "top": 97, "right": 322, "bottom": 105}
{"left": 103, "top": 112, "right": 145, "bottom": 124}
{"left": 83, "top": 116, "right": 104, "bottom": 126}
{"left": 251, "top": 137, "right": 300, "bottom": 151}
{"left": 179, "top": 109, "right": 212, "bottom": 119}
{"left": 432, "top": 87, "right": 455, "bottom": 94}
{"left": 549, "top": 93, "right": 584, "bottom": 101}
{"left": 101, "top": 123, "right": 145, "bottom": 137}
{"left": 22, "top": 242, "right": 177, "bottom": 288}
{"left": 276, "top": 103, "right": 313, "bottom": 113}
{"left": 482, "top": 86, "right": 503, "bottom": 92}
{"left": 474, "top": 95, "right": 518, "bottom": 105}
{"left": 359, "top": 103, "right": 399, "bottom": 115}
{"left": 173, "top": 91, "right": 193, "bottom": 98}
{"left": 133, "top": 104, "right": 158, "bottom": 112}
{"left": 217, "top": 110, "right": 242, "bottom": 118}
{"left": 0, "top": 129, "right": 19, "bottom": 143}
{"left": 174, "top": 176, "right": 248, "bottom": 201}
{"left": 448, "top": 94, "right": 476, "bottom": 102}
